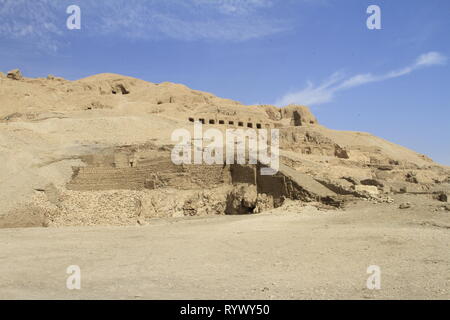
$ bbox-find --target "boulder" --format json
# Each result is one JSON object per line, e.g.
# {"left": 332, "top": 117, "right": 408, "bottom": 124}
{"left": 7, "top": 69, "right": 23, "bottom": 80}
{"left": 434, "top": 193, "right": 448, "bottom": 203}
{"left": 399, "top": 203, "right": 411, "bottom": 209}
{"left": 354, "top": 185, "right": 379, "bottom": 196}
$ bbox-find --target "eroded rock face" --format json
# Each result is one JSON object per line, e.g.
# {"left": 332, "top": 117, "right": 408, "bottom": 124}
{"left": 27, "top": 186, "right": 233, "bottom": 227}
{"left": 262, "top": 105, "right": 318, "bottom": 126}
{"left": 7, "top": 69, "right": 23, "bottom": 80}
{"left": 254, "top": 193, "right": 275, "bottom": 213}
{"left": 263, "top": 105, "right": 282, "bottom": 121}
{"left": 181, "top": 191, "right": 228, "bottom": 217}
{"left": 111, "top": 83, "right": 130, "bottom": 95}
{"left": 280, "top": 128, "right": 349, "bottom": 158}
{"left": 335, "top": 145, "right": 350, "bottom": 159}
{"left": 281, "top": 105, "right": 318, "bottom": 126}
{"left": 225, "top": 184, "right": 258, "bottom": 214}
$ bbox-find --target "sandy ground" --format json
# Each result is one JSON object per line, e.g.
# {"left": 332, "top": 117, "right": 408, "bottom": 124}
{"left": 0, "top": 194, "right": 449, "bottom": 300}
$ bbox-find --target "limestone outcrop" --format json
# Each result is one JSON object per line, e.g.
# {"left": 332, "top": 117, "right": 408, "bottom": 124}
{"left": 7, "top": 69, "right": 23, "bottom": 80}
{"left": 281, "top": 105, "right": 318, "bottom": 126}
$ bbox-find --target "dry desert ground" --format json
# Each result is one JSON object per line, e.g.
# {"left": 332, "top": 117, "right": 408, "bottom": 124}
{"left": 0, "top": 70, "right": 449, "bottom": 299}
{"left": 0, "top": 194, "right": 449, "bottom": 300}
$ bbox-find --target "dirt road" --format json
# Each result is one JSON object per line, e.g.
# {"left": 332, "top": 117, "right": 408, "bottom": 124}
{"left": 0, "top": 195, "right": 449, "bottom": 300}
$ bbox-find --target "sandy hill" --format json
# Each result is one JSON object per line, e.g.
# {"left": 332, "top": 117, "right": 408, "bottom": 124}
{"left": 0, "top": 69, "right": 449, "bottom": 227}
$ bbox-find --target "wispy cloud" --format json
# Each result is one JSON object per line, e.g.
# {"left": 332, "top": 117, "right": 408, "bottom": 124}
{"left": 193, "top": 0, "right": 273, "bottom": 15}
{"left": 92, "top": 0, "right": 287, "bottom": 42}
{"left": 0, "top": 0, "right": 290, "bottom": 51}
{"left": 0, "top": 0, "right": 64, "bottom": 51}
{"left": 276, "top": 52, "right": 448, "bottom": 106}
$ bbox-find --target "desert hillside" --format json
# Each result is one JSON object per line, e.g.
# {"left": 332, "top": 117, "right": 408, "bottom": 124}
{"left": 1, "top": 69, "right": 449, "bottom": 227}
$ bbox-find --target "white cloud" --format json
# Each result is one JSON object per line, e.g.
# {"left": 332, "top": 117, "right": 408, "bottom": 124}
{"left": 0, "top": 0, "right": 289, "bottom": 51}
{"left": 276, "top": 52, "right": 447, "bottom": 106}
{"left": 193, "top": 0, "right": 273, "bottom": 15}
{"left": 415, "top": 51, "right": 447, "bottom": 67}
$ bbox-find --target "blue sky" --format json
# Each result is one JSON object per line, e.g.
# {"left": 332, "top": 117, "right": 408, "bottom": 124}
{"left": 1, "top": 0, "right": 449, "bottom": 164}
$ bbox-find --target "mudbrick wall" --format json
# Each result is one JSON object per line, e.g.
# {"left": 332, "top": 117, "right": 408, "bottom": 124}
{"left": 67, "top": 162, "right": 230, "bottom": 191}
{"left": 67, "top": 150, "right": 341, "bottom": 207}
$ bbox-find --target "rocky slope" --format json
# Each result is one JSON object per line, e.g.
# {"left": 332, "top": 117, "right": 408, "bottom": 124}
{"left": 1, "top": 69, "right": 449, "bottom": 227}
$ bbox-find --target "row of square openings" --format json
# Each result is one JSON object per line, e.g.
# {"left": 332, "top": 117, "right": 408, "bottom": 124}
{"left": 189, "top": 118, "right": 268, "bottom": 129}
